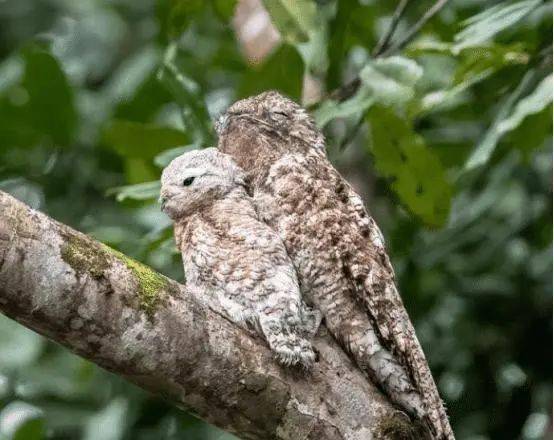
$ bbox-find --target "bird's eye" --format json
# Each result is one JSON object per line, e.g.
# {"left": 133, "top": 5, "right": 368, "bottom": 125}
{"left": 182, "top": 177, "right": 195, "bottom": 186}
{"left": 274, "top": 111, "right": 288, "bottom": 117}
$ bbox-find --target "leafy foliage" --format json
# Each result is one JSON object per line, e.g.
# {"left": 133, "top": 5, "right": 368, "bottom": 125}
{"left": 0, "top": 401, "right": 45, "bottom": 440}
{"left": 103, "top": 121, "right": 189, "bottom": 160}
{"left": 0, "top": 46, "right": 76, "bottom": 149}
{"left": 314, "top": 56, "right": 423, "bottom": 126}
{"left": 367, "top": 106, "right": 451, "bottom": 227}
{"left": 454, "top": 0, "right": 542, "bottom": 51}
{"left": 0, "top": 0, "right": 551, "bottom": 439}
{"left": 261, "top": 0, "right": 319, "bottom": 44}
{"left": 465, "top": 72, "right": 552, "bottom": 170}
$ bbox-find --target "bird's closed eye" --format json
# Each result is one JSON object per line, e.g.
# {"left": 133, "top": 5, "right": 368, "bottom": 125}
{"left": 182, "top": 177, "right": 195, "bottom": 186}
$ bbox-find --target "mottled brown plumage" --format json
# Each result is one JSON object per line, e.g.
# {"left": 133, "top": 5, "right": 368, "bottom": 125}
{"left": 216, "top": 91, "right": 454, "bottom": 439}
{"left": 160, "top": 148, "right": 320, "bottom": 368}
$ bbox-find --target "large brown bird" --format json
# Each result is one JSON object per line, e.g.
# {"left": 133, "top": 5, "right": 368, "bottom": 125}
{"left": 215, "top": 91, "right": 454, "bottom": 439}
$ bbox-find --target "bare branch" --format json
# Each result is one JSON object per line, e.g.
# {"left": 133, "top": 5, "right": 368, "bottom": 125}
{"left": 328, "top": 0, "right": 449, "bottom": 103}
{"left": 0, "top": 190, "right": 427, "bottom": 440}
{"left": 381, "top": 0, "right": 449, "bottom": 57}
{"left": 372, "top": 0, "right": 411, "bottom": 57}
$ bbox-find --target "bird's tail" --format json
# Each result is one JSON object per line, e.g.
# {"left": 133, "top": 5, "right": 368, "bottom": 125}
{"left": 358, "top": 275, "right": 455, "bottom": 440}
{"left": 258, "top": 305, "right": 320, "bottom": 368}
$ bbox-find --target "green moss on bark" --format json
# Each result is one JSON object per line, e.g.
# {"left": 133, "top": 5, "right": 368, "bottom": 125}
{"left": 60, "top": 232, "right": 169, "bottom": 314}
{"left": 102, "top": 245, "right": 168, "bottom": 314}
{"left": 60, "top": 233, "right": 109, "bottom": 278}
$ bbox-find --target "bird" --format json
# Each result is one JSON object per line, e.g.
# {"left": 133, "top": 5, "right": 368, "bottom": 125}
{"left": 215, "top": 91, "right": 454, "bottom": 439}
{"left": 160, "top": 147, "right": 320, "bottom": 368}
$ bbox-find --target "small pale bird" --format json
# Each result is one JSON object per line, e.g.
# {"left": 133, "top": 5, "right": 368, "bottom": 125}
{"left": 216, "top": 91, "right": 454, "bottom": 439}
{"left": 160, "top": 147, "right": 320, "bottom": 368}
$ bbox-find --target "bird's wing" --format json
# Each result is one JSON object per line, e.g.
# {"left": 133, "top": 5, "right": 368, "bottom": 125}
{"left": 340, "top": 181, "right": 454, "bottom": 440}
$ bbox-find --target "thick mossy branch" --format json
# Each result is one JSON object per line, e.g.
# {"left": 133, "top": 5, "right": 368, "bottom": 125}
{"left": 0, "top": 190, "right": 428, "bottom": 440}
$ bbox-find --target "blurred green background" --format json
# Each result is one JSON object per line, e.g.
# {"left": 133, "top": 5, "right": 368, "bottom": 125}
{"left": 0, "top": 0, "right": 551, "bottom": 439}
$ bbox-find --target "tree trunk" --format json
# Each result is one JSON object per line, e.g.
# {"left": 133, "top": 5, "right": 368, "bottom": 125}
{"left": 0, "top": 190, "right": 426, "bottom": 440}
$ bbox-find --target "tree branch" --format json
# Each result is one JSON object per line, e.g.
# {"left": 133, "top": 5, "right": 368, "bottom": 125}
{"left": 329, "top": 0, "right": 450, "bottom": 103}
{"left": 372, "top": 0, "right": 411, "bottom": 57}
{"left": 380, "top": 0, "right": 449, "bottom": 57}
{"left": 0, "top": 190, "right": 426, "bottom": 440}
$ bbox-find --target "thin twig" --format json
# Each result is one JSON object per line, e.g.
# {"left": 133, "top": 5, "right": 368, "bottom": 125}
{"left": 381, "top": 0, "right": 449, "bottom": 56}
{"left": 329, "top": 77, "right": 361, "bottom": 102}
{"left": 372, "top": 0, "right": 411, "bottom": 57}
{"left": 326, "top": 0, "right": 450, "bottom": 103}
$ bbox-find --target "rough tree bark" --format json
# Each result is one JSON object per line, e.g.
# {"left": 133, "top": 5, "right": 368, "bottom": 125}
{"left": 0, "top": 190, "right": 427, "bottom": 440}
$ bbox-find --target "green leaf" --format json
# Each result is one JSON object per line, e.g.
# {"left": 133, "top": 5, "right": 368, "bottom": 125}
{"left": 408, "top": 42, "right": 530, "bottom": 115}
{"left": 114, "top": 73, "right": 173, "bottom": 123}
{"left": 211, "top": 0, "right": 238, "bottom": 21}
{"left": 0, "top": 317, "right": 44, "bottom": 371}
{"left": 0, "top": 56, "right": 23, "bottom": 95}
{"left": 238, "top": 44, "right": 304, "bottom": 101}
{"left": 454, "top": 0, "right": 542, "bottom": 51}
{"left": 105, "top": 46, "right": 169, "bottom": 124}
{"left": 367, "top": 106, "right": 451, "bottom": 227}
{"left": 453, "top": 44, "right": 529, "bottom": 84}
{"left": 10, "top": 350, "right": 98, "bottom": 402}
{"left": 104, "top": 46, "right": 161, "bottom": 106}
{"left": 261, "top": 0, "right": 319, "bottom": 44}
{"left": 419, "top": 68, "right": 494, "bottom": 115}
{"left": 103, "top": 120, "right": 188, "bottom": 160}
{"left": 0, "top": 46, "right": 76, "bottom": 149}
{"left": 154, "top": 144, "right": 198, "bottom": 168}
{"left": 167, "top": 0, "right": 204, "bottom": 39}
{"left": 314, "top": 56, "right": 422, "bottom": 127}
{"left": 326, "top": 0, "right": 360, "bottom": 90}
{"left": 22, "top": 45, "right": 77, "bottom": 147}
{"left": 107, "top": 181, "right": 161, "bottom": 202}
{"left": 83, "top": 398, "right": 128, "bottom": 440}
{"left": 495, "top": 74, "right": 552, "bottom": 135}
{"left": 406, "top": 41, "right": 530, "bottom": 76}
{"left": 157, "top": 44, "right": 214, "bottom": 144}
{"left": 465, "top": 73, "right": 552, "bottom": 170}
{"left": 509, "top": 104, "right": 553, "bottom": 158}
{"left": 30, "top": 403, "right": 93, "bottom": 437}
{"left": 0, "top": 402, "right": 45, "bottom": 440}
{"left": 259, "top": 0, "right": 330, "bottom": 80}
{"left": 124, "top": 158, "right": 158, "bottom": 185}
{"left": 295, "top": 3, "right": 333, "bottom": 79}
{"left": 0, "top": 95, "right": 40, "bottom": 149}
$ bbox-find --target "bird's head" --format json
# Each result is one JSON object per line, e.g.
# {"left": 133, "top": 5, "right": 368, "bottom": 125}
{"left": 215, "top": 91, "right": 325, "bottom": 151}
{"left": 159, "top": 147, "right": 246, "bottom": 221}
